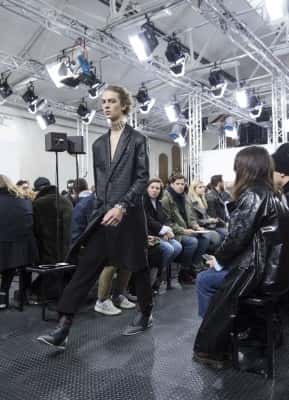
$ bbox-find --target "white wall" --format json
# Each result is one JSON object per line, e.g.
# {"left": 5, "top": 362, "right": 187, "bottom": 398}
{"left": 0, "top": 114, "right": 174, "bottom": 189}
{"left": 201, "top": 143, "right": 276, "bottom": 185}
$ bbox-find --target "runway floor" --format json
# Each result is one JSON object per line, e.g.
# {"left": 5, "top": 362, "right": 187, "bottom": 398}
{"left": 0, "top": 285, "right": 288, "bottom": 400}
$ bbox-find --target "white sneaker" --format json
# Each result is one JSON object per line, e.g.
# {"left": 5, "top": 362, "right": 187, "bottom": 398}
{"left": 116, "top": 295, "right": 136, "bottom": 310}
{"left": 94, "top": 299, "right": 122, "bottom": 316}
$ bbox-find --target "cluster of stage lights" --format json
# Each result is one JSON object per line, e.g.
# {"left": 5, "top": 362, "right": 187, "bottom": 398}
{"left": 129, "top": 23, "right": 190, "bottom": 78}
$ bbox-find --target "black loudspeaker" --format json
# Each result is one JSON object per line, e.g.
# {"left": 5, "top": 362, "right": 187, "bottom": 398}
{"left": 67, "top": 136, "right": 86, "bottom": 154}
{"left": 45, "top": 132, "right": 67, "bottom": 152}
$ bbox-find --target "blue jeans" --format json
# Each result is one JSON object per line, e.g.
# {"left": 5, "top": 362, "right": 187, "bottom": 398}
{"left": 179, "top": 235, "right": 199, "bottom": 270}
{"left": 192, "top": 233, "right": 210, "bottom": 264}
{"left": 196, "top": 268, "right": 229, "bottom": 318}
{"left": 159, "top": 238, "right": 182, "bottom": 268}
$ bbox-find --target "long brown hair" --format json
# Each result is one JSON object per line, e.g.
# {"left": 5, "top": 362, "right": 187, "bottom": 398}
{"left": 233, "top": 146, "right": 274, "bottom": 200}
{"left": 146, "top": 177, "right": 164, "bottom": 199}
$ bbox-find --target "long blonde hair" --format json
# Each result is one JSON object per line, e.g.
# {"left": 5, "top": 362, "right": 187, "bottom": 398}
{"left": 188, "top": 180, "right": 207, "bottom": 209}
{"left": 0, "top": 174, "right": 22, "bottom": 197}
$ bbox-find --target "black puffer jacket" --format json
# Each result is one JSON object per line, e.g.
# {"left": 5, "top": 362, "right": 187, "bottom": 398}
{"left": 194, "top": 184, "right": 289, "bottom": 355}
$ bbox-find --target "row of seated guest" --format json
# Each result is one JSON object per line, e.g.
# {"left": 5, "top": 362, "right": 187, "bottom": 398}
{"left": 161, "top": 173, "right": 224, "bottom": 284}
{"left": 0, "top": 175, "right": 72, "bottom": 308}
{"left": 0, "top": 175, "right": 38, "bottom": 308}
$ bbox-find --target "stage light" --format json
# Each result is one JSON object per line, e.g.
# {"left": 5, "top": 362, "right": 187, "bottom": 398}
{"left": 165, "top": 35, "right": 189, "bottom": 77}
{"left": 46, "top": 58, "right": 81, "bottom": 88}
{"left": 36, "top": 111, "right": 56, "bottom": 130}
{"left": 165, "top": 103, "right": 180, "bottom": 123}
{"left": 169, "top": 124, "right": 187, "bottom": 147}
{"left": 129, "top": 23, "right": 159, "bottom": 61}
{"left": 136, "top": 84, "right": 155, "bottom": 114}
{"left": 249, "top": 95, "right": 263, "bottom": 119}
{"left": 265, "top": 0, "right": 287, "bottom": 21}
{"left": 209, "top": 69, "right": 227, "bottom": 98}
{"left": 224, "top": 117, "right": 238, "bottom": 140}
{"left": 77, "top": 101, "right": 96, "bottom": 125}
{"left": 88, "top": 78, "right": 106, "bottom": 99}
{"left": 22, "top": 84, "right": 47, "bottom": 114}
{"left": 0, "top": 76, "right": 13, "bottom": 104}
{"left": 235, "top": 88, "right": 249, "bottom": 109}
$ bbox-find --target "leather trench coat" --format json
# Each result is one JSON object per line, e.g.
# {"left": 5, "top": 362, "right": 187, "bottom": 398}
{"left": 67, "top": 124, "right": 149, "bottom": 272}
{"left": 194, "top": 184, "right": 289, "bottom": 355}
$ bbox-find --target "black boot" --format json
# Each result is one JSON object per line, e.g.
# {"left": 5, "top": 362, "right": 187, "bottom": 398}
{"left": 122, "top": 312, "right": 153, "bottom": 336}
{"left": 37, "top": 315, "right": 72, "bottom": 349}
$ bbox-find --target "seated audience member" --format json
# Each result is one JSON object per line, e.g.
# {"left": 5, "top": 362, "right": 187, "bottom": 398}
{"left": 32, "top": 177, "right": 73, "bottom": 299}
{"left": 144, "top": 178, "right": 182, "bottom": 284}
{"left": 64, "top": 179, "right": 76, "bottom": 206}
{"left": 16, "top": 179, "right": 35, "bottom": 200}
{"left": 272, "top": 143, "right": 289, "bottom": 204}
{"left": 161, "top": 173, "right": 211, "bottom": 283}
{"left": 193, "top": 146, "right": 289, "bottom": 369}
{"left": 73, "top": 178, "right": 91, "bottom": 204}
{"left": 0, "top": 175, "right": 37, "bottom": 308}
{"left": 205, "top": 175, "right": 228, "bottom": 227}
{"left": 188, "top": 181, "right": 225, "bottom": 248}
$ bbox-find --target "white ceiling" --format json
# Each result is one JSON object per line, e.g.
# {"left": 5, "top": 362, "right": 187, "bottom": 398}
{"left": 0, "top": 0, "right": 288, "bottom": 135}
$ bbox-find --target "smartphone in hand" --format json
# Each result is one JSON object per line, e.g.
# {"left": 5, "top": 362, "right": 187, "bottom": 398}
{"left": 202, "top": 254, "right": 212, "bottom": 262}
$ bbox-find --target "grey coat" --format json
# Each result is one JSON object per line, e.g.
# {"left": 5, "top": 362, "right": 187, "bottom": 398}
{"left": 67, "top": 124, "right": 149, "bottom": 271}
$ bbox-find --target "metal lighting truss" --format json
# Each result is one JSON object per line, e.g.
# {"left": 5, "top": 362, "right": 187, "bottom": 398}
{"left": 190, "top": 0, "right": 289, "bottom": 144}
{"left": 0, "top": 51, "right": 46, "bottom": 79}
{"left": 271, "top": 75, "right": 287, "bottom": 147}
{"left": 1, "top": 0, "right": 260, "bottom": 123}
{"left": 187, "top": 92, "right": 202, "bottom": 182}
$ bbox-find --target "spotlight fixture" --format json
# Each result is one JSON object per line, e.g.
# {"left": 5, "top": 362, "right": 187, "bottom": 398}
{"left": 136, "top": 83, "right": 156, "bottom": 114}
{"left": 169, "top": 124, "right": 187, "bottom": 147}
{"left": 0, "top": 75, "right": 13, "bottom": 104}
{"left": 77, "top": 100, "right": 96, "bottom": 125}
{"left": 209, "top": 68, "right": 228, "bottom": 98}
{"left": 249, "top": 95, "right": 263, "bottom": 119}
{"left": 36, "top": 111, "right": 56, "bottom": 130}
{"left": 165, "top": 34, "right": 190, "bottom": 77}
{"left": 46, "top": 58, "right": 80, "bottom": 88}
{"left": 165, "top": 102, "right": 180, "bottom": 123}
{"left": 235, "top": 88, "right": 249, "bottom": 109}
{"left": 88, "top": 78, "right": 106, "bottom": 99}
{"left": 265, "top": 0, "right": 288, "bottom": 22}
{"left": 22, "top": 83, "right": 47, "bottom": 114}
{"left": 129, "top": 23, "right": 159, "bottom": 62}
{"left": 224, "top": 117, "right": 238, "bottom": 140}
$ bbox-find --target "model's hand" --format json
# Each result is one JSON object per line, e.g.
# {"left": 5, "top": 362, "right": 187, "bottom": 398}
{"left": 101, "top": 207, "right": 124, "bottom": 226}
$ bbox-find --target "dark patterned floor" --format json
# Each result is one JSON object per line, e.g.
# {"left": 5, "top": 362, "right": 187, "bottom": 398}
{"left": 0, "top": 286, "right": 288, "bottom": 400}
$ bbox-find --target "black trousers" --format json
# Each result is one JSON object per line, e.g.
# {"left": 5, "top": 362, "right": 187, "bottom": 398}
{"left": 57, "top": 230, "right": 153, "bottom": 317}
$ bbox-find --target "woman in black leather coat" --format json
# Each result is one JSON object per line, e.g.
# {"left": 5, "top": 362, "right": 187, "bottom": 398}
{"left": 193, "top": 146, "right": 289, "bottom": 368}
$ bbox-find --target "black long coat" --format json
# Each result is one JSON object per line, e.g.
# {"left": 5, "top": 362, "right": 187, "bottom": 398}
{"left": 143, "top": 194, "right": 168, "bottom": 236}
{"left": 0, "top": 189, "right": 37, "bottom": 271}
{"left": 194, "top": 184, "right": 289, "bottom": 355}
{"left": 33, "top": 186, "right": 72, "bottom": 264}
{"left": 68, "top": 124, "right": 149, "bottom": 272}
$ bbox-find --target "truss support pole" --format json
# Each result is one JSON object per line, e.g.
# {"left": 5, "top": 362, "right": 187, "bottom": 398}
{"left": 188, "top": 93, "right": 202, "bottom": 183}
{"left": 271, "top": 75, "right": 287, "bottom": 148}
{"left": 218, "top": 130, "right": 226, "bottom": 150}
